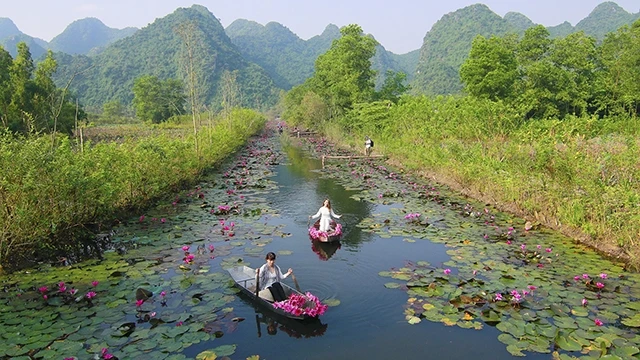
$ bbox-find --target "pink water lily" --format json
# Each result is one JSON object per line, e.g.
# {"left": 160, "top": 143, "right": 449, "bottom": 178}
{"left": 599, "top": 273, "right": 607, "bottom": 279}
{"left": 443, "top": 269, "right": 451, "bottom": 275}
{"left": 581, "top": 298, "right": 588, "bottom": 306}
{"left": 92, "top": 281, "right": 99, "bottom": 287}
{"left": 86, "top": 291, "right": 97, "bottom": 299}
{"left": 182, "top": 245, "right": 190, "bottom": 252}
{"left": 545, "top": 248, "right": 552, "bottom": 253}
{"left": 596, "top": 282, "right": 605, "bottom": 289}
{"left": 38, "top": 286, "right": 48, "bottom": 294}
{"left": 495, "top": 293, "right": 503, "bottom": 301}
{"left": 582, "top": 274, "right": 589, "bottom": 279}
{"left": 136, "top": 299, "right": 144, "bottom": 307}
{"left": 139, "top": 215, "right": 145, "bottom": 222}
{"left": 594, "top": 318, "right": 603, "bottom": 326}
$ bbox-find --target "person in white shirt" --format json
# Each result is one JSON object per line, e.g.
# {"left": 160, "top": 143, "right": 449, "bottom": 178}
{"left": 257, "top": 252, "right": 292, "bottom": 301}
{"left": 364, "top": 136, "right": 373, "bottom": 156}
{"left": 309, "top": 199, "right": 342, "bottom": 232}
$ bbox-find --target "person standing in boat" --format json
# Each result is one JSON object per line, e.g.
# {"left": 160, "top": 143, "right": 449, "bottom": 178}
{"left": 257, "top": 252, "right": 292, "bottom": 302}
{"left": 309, "top": 199, "right": 342, "bottom": 232}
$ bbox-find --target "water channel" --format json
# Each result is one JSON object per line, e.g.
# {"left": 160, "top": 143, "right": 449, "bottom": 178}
{"left": 2, "top": 128, "right": 639, "bottom": 360}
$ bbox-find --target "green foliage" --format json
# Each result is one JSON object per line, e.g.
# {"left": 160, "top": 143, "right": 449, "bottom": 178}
{"left": 132, "top": 75, "right": 185, "bottom": 123}
{"left": 0, "top": 109, "right": 266, "bottom": 267}
{"left": 52, "top": 5, "right": 279, "bottom": 112}
{"left": 48, "top": 18, "right": 137, "bottom": 55}
{"left": 310, "top": 24, "right": 378, "bottom": 113}
{"left": 375, "top": 70, "right": 409, "bottom": 103}
{"left": 412, "top": 4, "right": 517, "bottom": 96}
{"left": 1, "top": 43, "right": 82, "bottom": 134}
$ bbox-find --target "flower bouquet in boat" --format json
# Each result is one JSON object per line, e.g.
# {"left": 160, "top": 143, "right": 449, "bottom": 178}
{"left": 273, "top": 291, "right": 328, "bottom": 318}
{"left": 308, "top": 220, "right": 343, "bottom": 243}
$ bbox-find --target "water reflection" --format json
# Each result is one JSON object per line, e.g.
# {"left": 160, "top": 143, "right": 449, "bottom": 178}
{"left": 255, "top": 312, "right": 328, "bottom": 339}
{"left": 310, "top": 240, "right": 341, "bottom": 261}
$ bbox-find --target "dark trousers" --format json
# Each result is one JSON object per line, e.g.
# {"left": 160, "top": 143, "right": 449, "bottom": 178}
{"left": 268, "top": 282, "right": 287, "bottom": 302}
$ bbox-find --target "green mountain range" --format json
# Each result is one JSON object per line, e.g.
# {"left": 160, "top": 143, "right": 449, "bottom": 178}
{"left": 5, "top": 1, "right": 637, "bottom": 110}
{"left": 412, "top": 1, "right": 640, "bottom": 95}
{"left": 48, "top": 18, "right": 138, "bottom": 55}
{"left": 53, "top": 5, "right": 279, "bottom": 111}
{"left": 0, "top": 18, "right": 47, "bottom": 58}
{"left": 226, "top": 20, "right": 418, "bottom": 90}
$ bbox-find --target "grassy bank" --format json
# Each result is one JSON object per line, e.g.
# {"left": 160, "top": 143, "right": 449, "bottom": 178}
{"left": 0, "top": 109, "right": 266, "bottom": 268}
{"left": 322, "top": 96, "right": 640, "bottom": 269}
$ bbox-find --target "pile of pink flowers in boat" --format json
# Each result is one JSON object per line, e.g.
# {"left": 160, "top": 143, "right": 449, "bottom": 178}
{"left": 308, "top": 223, "right": 342, "bottom": 240}
{"left": 273, "top": 292, "right": 328, "bottom": 317}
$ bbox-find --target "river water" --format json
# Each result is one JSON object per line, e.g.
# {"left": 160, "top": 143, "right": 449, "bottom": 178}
{"left": 2, "top": 127, "right": 638, "bottom": 360}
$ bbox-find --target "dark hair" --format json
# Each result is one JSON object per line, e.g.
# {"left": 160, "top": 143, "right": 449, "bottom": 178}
{"left": 323, "top": 199, "right": 331, "bottom": 210}
{"left": 266, "top": 252, "right": 276, "bottom": 260}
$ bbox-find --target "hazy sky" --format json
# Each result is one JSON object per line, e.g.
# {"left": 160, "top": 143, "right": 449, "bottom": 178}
{"left": 2, "top": 0, "right": 639, "bottom": 54}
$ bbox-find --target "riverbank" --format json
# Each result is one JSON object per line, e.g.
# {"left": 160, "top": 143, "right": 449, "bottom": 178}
{"left": 0, "top": 109, "right": 266, "bottom": 270}
{"left": 315, "top": 115, "right": 637, "bottom": 270}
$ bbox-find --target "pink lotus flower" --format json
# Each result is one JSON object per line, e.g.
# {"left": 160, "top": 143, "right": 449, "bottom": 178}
{"left": 545, "top": 248, "right": 552, "bottom": 253}
{"left": 58, "top": 285, "right": 67, "bottom": 293}
{"left": 599, "top": 273, "right": 607, "bottom": 279}
{"left": 596, "top": 282, "right": 605, "bottom": 289}
{"left": 443, "top": 269, "right": 451, "bottom": 275}
{"left": 182, "top": 245, "right": 190, "bottom": 252}
{"left": 495, "top": 293, "right": 503, "bottom": 301}
{"left": 86, "top": 291, "right": 97, "bottom": 299}
{"left": 581, "top": 298, "right": 588, "bottom": 306}
{"left": 594, "top": 318, "right": 603, "bottom": 326}
{"left": 136, "top": 299, "right": 144, "bottom": 307}
{"left": 38, "top": 286, "right": 48, "bottom": 294}
{"left": 92, "top": 281, "right": 99, "bottom": 287}
{"left": 139, "top": 215, "right": 145, "bottom": 222}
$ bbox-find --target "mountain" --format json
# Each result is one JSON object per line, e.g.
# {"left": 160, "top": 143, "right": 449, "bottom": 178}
{"left": 53, "top": 5, "right": 279, "bottom": 111}
{"left": 504, "top": 12, "right": 535, "bottom": 33}
{"left": 226, "top": 19, "right": 313, "bottom": 89}
{"left": 0, "top": 17, "right": 48, "bottom": 58}
{"left": 48, "top": 18, "right": 137, "bottom": 55}
{"left": 226, "top": 22, "right": 417, "bottom": 90}
{"left": 547, "top": 21, "right": 574, "bottom": 38}
{"left": 575, "top": 1, "right": 640, "bottom": 39}
{"left": 412, "top": 4, "right": 516, "bottom": 95}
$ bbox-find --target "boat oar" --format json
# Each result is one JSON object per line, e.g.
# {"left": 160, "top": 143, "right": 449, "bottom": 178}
{"left": 255, "top": 314, "right": 262, "bottom": 338}
{"left": 255, "top": 268, "right": 260, "bottom": 298}
{"left": 291, "top": 273, "right": 302, "bottom": 293}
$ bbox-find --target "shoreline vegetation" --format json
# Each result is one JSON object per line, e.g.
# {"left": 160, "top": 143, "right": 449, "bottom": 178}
{"left": 0, "top": 110, "right": 266, "bottom": 271}
{"left": 316, "top": 97, "right": 639, "bottom": 270}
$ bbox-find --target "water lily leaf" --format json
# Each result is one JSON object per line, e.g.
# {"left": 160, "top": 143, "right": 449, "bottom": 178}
{"left": 498, "top": 333, "right": 517, "bottom": 345}
{"left": 621, "top": 314, "right": 640, "bottom": 327}
{"left": 611, "top": 345, "right": 640, "bottom": 357}
{"left": 277, "top": 250, "right": 292, "bottom": 256}
{"left": 506, "top": 344, "right": 526, "bottom": 357}
{"left": 556, "top": 334, "right": 583, "bottom": 352}
{"left": 407, "top": 316, "right": 421, "bottom": 324}
{"left": 384, "top": 283, "right": 401, "bottom": 289}
{"left": 196, "top": 350, "right": 217, "bottom": 360}
{"left": 323, "top": 298, "right": 340, "bottom": 307}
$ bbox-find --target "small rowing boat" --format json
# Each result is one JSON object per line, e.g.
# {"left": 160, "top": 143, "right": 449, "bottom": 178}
{"left": 227, "top": 265, "right": 319, "bottom": 320}
{"left": 308, "top": 219, "right": 343, "bottom": 243}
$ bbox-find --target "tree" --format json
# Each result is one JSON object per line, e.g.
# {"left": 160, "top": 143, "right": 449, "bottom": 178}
{"left": 310, "top": 24, "right": 378, "bottom": 116}
{"left": 9, "top": 42, "right": 35, "bottom": 132}
{"left": 376, "top": 70, "right": 409, "bottom": 103}
{"left": 0, "top": 46, "right": 13, "bottom": 128}
{"left": 102, "top": 100, "right": 125, "bottom": 122}
{"left": 220, "top": 70, "right": 241, "bottom": 119}
{"left": 132, "top": 75, "right": 185, "bottom": 123}
{"left": 460, "top": 34, "right": 518, "bottom": 101}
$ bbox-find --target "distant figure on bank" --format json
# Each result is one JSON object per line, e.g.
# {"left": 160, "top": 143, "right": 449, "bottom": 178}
{"left": 364, "top": 136, "right": 374, "bottom": 156}
{"left": 277, "top": 122, "right": 283, "bottom": 134}
{"left": 257, "top": 252, "right": 292, "bottom": 302}
{"left": 309, "top": 199, "right": 342, "bottom": 232}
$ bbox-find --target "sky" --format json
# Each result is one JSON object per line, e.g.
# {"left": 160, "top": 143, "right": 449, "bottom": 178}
{"left": 1, "top": 0, "right": 639, "bottom": 54}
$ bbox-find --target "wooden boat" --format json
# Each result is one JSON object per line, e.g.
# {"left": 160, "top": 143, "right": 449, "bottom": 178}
{"left": 308, "top": 219, "right": 343, "bottom": 243}
{"left": 227, "top": 265, "right": 315, "bottom": 320}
